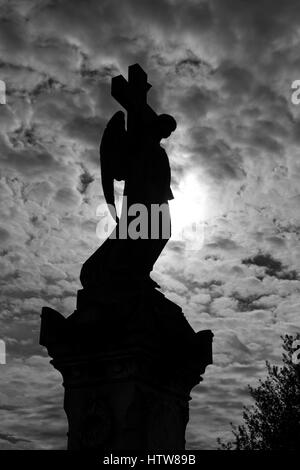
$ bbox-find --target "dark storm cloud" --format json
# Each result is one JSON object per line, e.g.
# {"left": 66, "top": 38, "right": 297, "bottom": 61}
{"left": 0, "top": 0, "right": 292, "bottom": 186}
{"left": 214, "top": 61, "right": 254, "bottom": 98}
{"left": 0, "top": 135, "right": 64, "bottom": 176}
{"left": 77, "top": 167, "right": 95, "bottom": 194}
{"left": 33, "top": 0, "right": 213, "bottom": 44}
{"left": 175, "top": 57, "right": 209, "bottom": 77}
{"left": 0, "top": 13, "right": 28, "bottom": 56}
{"left": 242, "top": 252, "right": 299, "bottom": 280}
{"left": 124, "top": 0, "right": 214, "bottom": 35}
{"left": 231, "top": 293, "right": 268, "bottom": 313}
{"left": 188, "top": 134, "right": 246, "bottom": 182}
{"left": 249, "top": 130, "right": 284, "bottom": 155}
{"left": 0, "top": 227, "right": 10, "bottom": 242}
{"left": 0, "top": 433, "right": 31, "bottom": 444}
{"left": 63, "top": 115, "right": 105, "bottom": 147}
{"left": 210, "top": 0, "right": 300, "bottom": 58}
{"left": 178, "top": 86, "right": 216, "bottom": 119}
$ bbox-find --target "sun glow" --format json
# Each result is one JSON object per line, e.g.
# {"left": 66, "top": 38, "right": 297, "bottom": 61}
{"left": 169, "top": 173, "right": 207, "bottom": 250}
{"left": 96, "top": 174, "right": 208, "bottom": 251}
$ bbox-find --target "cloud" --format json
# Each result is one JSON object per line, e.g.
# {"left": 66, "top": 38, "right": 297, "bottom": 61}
{"left": 0, "top": 227, "right": 11, "bottom": 243}
{"left": 0, "top": 0, "right": 299, "bottom": 450}
{"left": 0, "top": 433, "right": 31, "bottom": 445}
{"left": 242, "top": 252, "right": 299, "bottom": 279}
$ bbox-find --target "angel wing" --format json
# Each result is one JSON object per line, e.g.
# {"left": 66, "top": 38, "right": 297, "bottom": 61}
{"left": 100, "top": 110, "right": 128, "bottom": 220}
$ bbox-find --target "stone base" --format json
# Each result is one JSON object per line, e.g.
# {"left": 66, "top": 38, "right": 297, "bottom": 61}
{"left": 40, "top": 285, "right": 213, "bottom": 450}
{"left": 62, "top": 352, "right": 190, "bottom": 450}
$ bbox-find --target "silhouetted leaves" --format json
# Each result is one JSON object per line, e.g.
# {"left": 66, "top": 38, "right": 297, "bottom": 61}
{"left": 218, "top": 334, "right": 300, "bottom": 450}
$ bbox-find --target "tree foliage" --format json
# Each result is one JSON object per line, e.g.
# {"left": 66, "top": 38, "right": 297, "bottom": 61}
{"left": 219, "top": 334, "right": 300, "bottom": 450}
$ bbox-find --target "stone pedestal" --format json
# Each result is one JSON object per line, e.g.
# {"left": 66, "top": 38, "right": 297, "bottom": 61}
{"left": 40, "top": 286, "right": 213, "bottom": 450}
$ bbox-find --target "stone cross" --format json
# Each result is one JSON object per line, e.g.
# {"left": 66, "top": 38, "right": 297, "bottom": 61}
{"left": 111, "top": 63, "right": 157, "bottom": 139}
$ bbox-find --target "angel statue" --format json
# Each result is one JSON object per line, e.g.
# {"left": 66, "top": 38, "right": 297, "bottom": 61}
{"left": 80, "top": 65, "right": 177, "bottom": 294}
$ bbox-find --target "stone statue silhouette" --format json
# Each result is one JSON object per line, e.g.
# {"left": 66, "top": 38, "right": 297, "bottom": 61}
{"left": 80, "top": 65, "right": 177, "bottom": 292}
{"left": 40, "top": 64, "right": 213, "bottom": 451}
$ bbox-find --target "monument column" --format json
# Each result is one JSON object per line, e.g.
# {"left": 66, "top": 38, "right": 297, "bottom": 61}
{"left": 40, "top": 293, "right": 213, "bottom": 450}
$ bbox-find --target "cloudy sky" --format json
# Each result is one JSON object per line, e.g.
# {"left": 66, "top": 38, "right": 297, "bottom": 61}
{"left": 0, "top": 0, "right": 300, "bottom": 450}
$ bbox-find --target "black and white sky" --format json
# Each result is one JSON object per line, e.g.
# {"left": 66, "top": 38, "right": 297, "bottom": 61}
{"left": 0, "top": 0, "right": 300, "bottom": 449}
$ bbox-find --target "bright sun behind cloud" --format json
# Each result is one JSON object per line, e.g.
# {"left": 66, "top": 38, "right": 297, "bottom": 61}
{"left": 169, "top": 173, "right": 207, "bottom": 250}
{"left": 96, "top": 173, "right": 208, "bottom": 251}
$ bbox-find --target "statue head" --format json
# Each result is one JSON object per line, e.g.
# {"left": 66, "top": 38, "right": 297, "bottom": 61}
{"left": 155, "top": 114, "right": 177, "bottom": 140}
